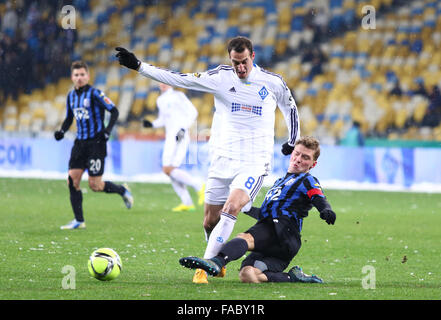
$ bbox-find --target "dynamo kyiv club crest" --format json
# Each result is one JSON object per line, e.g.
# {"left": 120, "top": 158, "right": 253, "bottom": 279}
{"left": 258, "top": 86, "right": 269, "bottom": 100}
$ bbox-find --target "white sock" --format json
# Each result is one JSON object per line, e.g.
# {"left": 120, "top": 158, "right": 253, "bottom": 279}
{"left": 203, "top": 212, "right": 237, "bottom": 259}
{"left": 170, "top": 178, "right": 193, "bottom": 206}
{"left": 170, "top": 168, "right": 202, "bottom": 191}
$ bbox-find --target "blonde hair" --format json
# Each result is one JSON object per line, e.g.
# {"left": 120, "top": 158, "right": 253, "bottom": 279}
{"left": 295, "top": 136, "right": 320, "bottom": 160}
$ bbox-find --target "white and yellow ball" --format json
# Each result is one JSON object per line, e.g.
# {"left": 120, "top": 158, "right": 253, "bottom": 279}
{"left": 88, "top": 248, "right": 122, "bottom": 281}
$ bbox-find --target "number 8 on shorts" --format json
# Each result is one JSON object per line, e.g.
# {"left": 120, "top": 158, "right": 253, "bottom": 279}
{"left": 245, "top": 177, "right": 255, "bottom": 189}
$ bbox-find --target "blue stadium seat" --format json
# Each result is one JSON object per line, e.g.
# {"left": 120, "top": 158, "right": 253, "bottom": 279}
{"left": 216, "top": 7, "right": 229, "bottom": 19}
{"left": 94, "top": 72, "right": 107, "bottom": 86}
{"left": 386, "top": 71, "right": 397, "bottom": 83}
{"left": 411, "top": 7, "right": 424, "bottom": 15}
{"left": 424, "top": 19, "right": 436, "bottom": 28}
{"left": 410, "top": 39, "right": 423, "bottom": 54}
{"left": 292, "top": 0, "right": 307, "bottom": 9}
{"left": 329, "top": 15, "right": 344, "bottom": 32}
{"left": 226, "top": 26, "right": 239, "bottom": 39}
{"left": 135, "top": 91, "right": 147, "bottom": 99}
{"left": 291, "top": 16, "right": 304, "bottom": 31}
{"left": 323, "top": 82, "right": 334, "bottom": 91}
{"left": 330, "top": 0, "right": 343, "bottom": 9}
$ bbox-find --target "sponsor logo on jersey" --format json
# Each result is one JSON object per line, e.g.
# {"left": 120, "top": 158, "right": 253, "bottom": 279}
{"left": 285, "top": 178, "right": 295, "bottom": 186}
{"left": 231, "top": 102, "right": 262, "bottom": 116}
{"left": 73, "top": 107, "right": 89, "bottom": 120}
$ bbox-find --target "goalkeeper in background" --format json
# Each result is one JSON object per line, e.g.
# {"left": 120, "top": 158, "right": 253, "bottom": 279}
{"left": 180, "top": 136, "right": 336, "bottom": 283}
{"left": 54, "top": 61, "right": 134, "bottom": 230}
{"left": 143, "top": 83, "right": 205, "bottom": 212}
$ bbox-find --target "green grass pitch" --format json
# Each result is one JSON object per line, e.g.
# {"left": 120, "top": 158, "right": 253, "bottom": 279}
{"left": 1, "top": 177, "right": 440, "bottom": 300}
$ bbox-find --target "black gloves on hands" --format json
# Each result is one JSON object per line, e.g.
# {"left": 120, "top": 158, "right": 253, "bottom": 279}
{"left": 176, "top": 128, "right": 185, "bottom": 142}
{"left": 54, "top": 130, "right": 64, "bottom": 141}
{"left": 143, "top": 119, "right": 153, "bottom": 128}
{"left": 320, "top": 209, "right": 336, "bottom": 225}
{"left": 281, "top": 142, "right": 294, "bottom": 155}
{"left": 115, "top": 47, "right": 141, "bottom": 70}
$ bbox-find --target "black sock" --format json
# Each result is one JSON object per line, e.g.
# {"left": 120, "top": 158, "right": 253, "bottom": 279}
{"left": 263, "top": 271, "right": 292, "bottom": 283}
{"left": 103, "top": 181, "right": 125, "bottom": 195}
{"left": 68, "top": 177, "right": 84, "bottom": 222}
{"left": 215, "top": 237, "right": 249, "bottom": 266}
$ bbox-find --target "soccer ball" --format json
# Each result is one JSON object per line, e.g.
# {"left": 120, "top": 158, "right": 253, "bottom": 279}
{"left": 88, "top": 248, "right": 122, "bottom": 281}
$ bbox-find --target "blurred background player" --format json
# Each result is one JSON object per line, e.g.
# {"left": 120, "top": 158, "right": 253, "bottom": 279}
{"left": 180, "top": 136, "right": 336, "bottom": 284}
{"left": 116, "top": 36, "right": 300, "bottom": 283}
{"left": 54, "top": 61, "right": 134, "bottom": 230}
{"left": 143, "top": 83, "right": 204, "bottom": 212}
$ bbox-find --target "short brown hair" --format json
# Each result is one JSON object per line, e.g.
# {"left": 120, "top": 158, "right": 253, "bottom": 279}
{"left": 295, "top": 136, "right": 321, "bottom": 160}
{"left": 71, "top": 61, "right": 88, "bottom": 73}
{"left": 227, "top": 36, "right": 253, "bottom": 55}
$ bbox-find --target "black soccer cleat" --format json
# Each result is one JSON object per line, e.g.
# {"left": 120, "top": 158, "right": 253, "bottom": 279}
{"left": 288, "top": 266, "right": 324, "bottom": 284}
{"left": 179, "top": 256, "right": 221, "bottom": 276}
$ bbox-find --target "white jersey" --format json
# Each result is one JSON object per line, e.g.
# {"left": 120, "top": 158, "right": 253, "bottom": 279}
{"left": 138, "top": 63, "right": 300, "bottom": 167}
{"left": 152, "top": 87, "right": 198, "bottom": 139}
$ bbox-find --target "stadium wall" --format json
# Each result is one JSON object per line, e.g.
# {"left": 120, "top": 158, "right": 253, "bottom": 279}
{"left": 0, "top": 137, "right": 440, "bottom": 193}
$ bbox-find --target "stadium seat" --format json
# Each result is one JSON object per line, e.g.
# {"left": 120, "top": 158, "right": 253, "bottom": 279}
{"left": 9, "top": 0, "right": 440, "bottom": 142}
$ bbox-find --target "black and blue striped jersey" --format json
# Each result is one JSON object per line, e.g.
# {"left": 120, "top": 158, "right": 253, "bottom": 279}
{"left": 64, "top": 84, "right": 117, "bottom": 140}
{"left": 260, "top": 172, "right": 326, "bottom": 231}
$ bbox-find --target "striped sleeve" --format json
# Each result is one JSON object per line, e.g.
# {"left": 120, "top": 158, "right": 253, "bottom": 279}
{"left": 93, "top": 89, "right": 115, "bottom": 111}
{"left": 304, "top": 175, "right": 325, "bottom": 199}
{"left": 138, "top": 62, "right": 222, "bottom": 94}
{"left": 276, "top": 83, "right": 300, "bottom": 145}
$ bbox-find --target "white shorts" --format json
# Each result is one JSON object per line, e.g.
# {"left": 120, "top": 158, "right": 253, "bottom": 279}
{"left": 162, "top": 134, "right": 189, "bottom": 167}
{"left": 205, "top": 156, "right": 269, "bottom": 211}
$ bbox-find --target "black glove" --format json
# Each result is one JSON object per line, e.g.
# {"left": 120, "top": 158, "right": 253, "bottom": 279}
{"left": 176, "top": 128, "right": 185, "bottom": 142}
{"left": 143, "top": 119, "right": 153, "bottom": 128}
{"left": 320, "top": 209, "right": 336, "bottom": 225}
{"left": 115, "top": 47, "right": 141, "bottom": 70}
{"left": 281, "top": 142, "right": 294, "bottom": 155}
{"left": 54, "top": 130, "right": 64, "bottom": 141}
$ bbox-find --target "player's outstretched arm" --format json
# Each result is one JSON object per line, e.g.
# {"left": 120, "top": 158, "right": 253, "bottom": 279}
{"left": 115, "top": 47, "right": 219, "bottom": 94}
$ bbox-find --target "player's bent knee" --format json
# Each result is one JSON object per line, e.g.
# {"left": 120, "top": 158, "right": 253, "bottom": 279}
{"left": 88, "top": 180, "right": 102, "bottom": 192}
{"left": 68, "top": 175, "right": 80, "bottom": 191}
{"left": 239, "top": 267, "right": 260, "bottom": 283}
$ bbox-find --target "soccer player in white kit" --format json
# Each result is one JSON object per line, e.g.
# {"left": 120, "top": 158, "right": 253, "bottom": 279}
{"left": 116, "top": 36, "right": 300, "bottom": 283}
{"left": 143, "top": 83, "right": 204, "bottom": 212}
